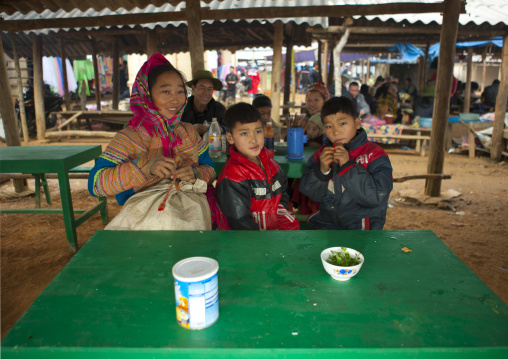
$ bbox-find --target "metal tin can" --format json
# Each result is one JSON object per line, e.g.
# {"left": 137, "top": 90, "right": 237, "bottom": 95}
{"left": 172, "top": 257, "right": 219, "bottom": 330}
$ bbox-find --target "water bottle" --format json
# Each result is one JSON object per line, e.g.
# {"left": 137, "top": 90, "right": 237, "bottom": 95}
{"left": 221, "top": 134, "right": 227, "bottom": 154}
{"left": 264, "top": 121, "right": 274, "bottom": 152}
{"left": 208, "top": 117, "right": 222, "bottom": 158}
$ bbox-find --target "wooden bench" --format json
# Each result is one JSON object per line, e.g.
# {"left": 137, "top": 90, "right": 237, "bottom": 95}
{"left": 0, "top": 166, "right": 93, "bottom": 207}
{"left": 367, "top": 133, "right": 431, "bottom": 156}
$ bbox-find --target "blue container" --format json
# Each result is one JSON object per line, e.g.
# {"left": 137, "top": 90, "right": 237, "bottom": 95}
{"left": 287, "top": 127, "right": 307, "bottom": 159}
{"left": 420, "top": 117, "right": 432, "bottom": 128}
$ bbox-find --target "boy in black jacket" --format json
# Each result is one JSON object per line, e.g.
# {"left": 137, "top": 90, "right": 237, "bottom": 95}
{"left": 299, "top": 97, "right": 393, "bottom": 230}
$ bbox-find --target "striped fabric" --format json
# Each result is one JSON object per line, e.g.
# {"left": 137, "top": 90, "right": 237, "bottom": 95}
{"left": 92, "top": 121, "right": 215, "bottom": 197}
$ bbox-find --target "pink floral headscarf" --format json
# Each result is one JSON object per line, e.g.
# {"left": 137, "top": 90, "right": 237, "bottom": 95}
{"left": 128, "top": 52, "right": 188, "bottom": 157}
{"left": 306, "top": 82, "right": 330, "bottom": 101}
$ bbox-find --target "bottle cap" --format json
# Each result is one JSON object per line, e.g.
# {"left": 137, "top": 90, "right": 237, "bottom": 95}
{"left": 267, "top": 121, "right": 272, "bottom": 126}
{"left": 212, "top": 117, "right": 218, "bottom": 123}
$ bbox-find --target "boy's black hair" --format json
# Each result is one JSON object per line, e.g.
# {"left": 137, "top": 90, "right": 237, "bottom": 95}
{"left": 252, "top": 94, "right": 272, "bottom": 108}
{"left": 224, "top": 102, "right": 262, "bottom": 133}
{"left": 148, "top": 64, "right": 187, "bottom": 95}
{"left": 321, "top": 96, "right": 359, "bottom": 121}
{"left": 349, "top": 81, "right": 359, "bottom": 88}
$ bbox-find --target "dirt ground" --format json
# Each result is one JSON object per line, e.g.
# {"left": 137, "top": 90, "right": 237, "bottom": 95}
{"left": 1, "top": 137, "right": 508, "bottom": 339}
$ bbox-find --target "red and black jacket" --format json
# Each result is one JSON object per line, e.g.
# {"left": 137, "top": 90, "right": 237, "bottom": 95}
{"left": 216, "top": 146, "right": 299, "bottom": 230}
{"left": 299, "top": 128, "right": 393, "bottom": 230}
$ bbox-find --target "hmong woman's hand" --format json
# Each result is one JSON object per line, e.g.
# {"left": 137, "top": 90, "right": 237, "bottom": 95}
{"left": 175, "top": 165, "right": 196, "bottom": 183}
{"left": 151, "top": 157, "right": 177, "bottom": 179}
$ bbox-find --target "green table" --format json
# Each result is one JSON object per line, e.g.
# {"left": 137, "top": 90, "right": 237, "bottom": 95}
{"left": 2, "top": 230, "right": 507, "bottom": 358}
{"left": 212, "top": 147, "right": 317, "bottom": 178}
{"left": 0, "top": 145, "right": 108, "bottom": 252}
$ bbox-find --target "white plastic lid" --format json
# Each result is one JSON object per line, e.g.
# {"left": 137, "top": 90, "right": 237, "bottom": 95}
{"left": 267, "top": 121, "right": 272, "bottom": 126}
{"left": 172, "top": 257, "right": 219, "bottom": 282}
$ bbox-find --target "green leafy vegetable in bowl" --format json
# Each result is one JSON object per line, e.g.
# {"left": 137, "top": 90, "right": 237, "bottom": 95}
{"left": 327, "top": 247, "right": 361, "bottom": 266}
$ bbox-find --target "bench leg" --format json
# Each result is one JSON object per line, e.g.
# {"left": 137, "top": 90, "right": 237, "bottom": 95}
{"left": 34, "top": 174, "right": 41, "bottom": 208}
{"left": 57, "top": 171, "right": 78, "bottom": 253}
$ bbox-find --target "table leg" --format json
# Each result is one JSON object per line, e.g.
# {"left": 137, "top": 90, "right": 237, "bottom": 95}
{"left": 415, "top": 131, "right": 421, "bottom": 153}
{"left": 41, "top": 174, "right": 51, "bottom": 204}
{"left": 468, "top": 124, "right": 475, "bottom": 159}
{"left": 57, "top": 171, "right": 78, "bottom": 252}
{"left": 99, "top": 196, "right": 108, "bottom": 224}
{"left": 34, "top": 174, "right": 41, "bottom": 208}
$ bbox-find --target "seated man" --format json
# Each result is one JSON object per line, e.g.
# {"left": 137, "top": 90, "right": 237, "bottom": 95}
{"left": 182, "top": 70, "right": 226, "bottom": 136}
{"left": 482, "top": 79, "right": 500, "bottom": 110}
{"left": 348, "top": 81, "right": 370, "bottom": 118}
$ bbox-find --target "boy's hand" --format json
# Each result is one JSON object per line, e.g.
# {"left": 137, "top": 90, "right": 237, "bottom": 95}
{"left": 333, "top": 144, "right": 349, "bottom": 167}
{"left": 175, "top": 166, "right": 196, "bottom": 183}
{"left": 151, "top": 157, "right": 177, "bottom": 179}
{"left": 319, "top": 147, "right": 335, "bottom": 173}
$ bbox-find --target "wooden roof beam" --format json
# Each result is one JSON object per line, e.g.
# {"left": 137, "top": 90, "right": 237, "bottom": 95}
{"left": 0, "top": 2, "right": 464, "bottom": 33}
{"left": 308, "top": 26, "right": 507, "bottom": 37}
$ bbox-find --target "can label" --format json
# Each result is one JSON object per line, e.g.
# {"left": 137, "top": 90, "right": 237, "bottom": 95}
{"left": 174, "top": 273, "right": 219, "bottom": 330}
{"left": 209, "top": 135, "right": 222, "bottom": 153}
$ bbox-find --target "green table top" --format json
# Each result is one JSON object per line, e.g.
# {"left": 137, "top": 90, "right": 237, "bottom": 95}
{"left": 212, "top": 146, "right": 317, "bottom": 178}
{"left": 2, "top": 230, "right": 507, "bottom": 358}
{"left": 0, "top": 145, "right": 102, "bottom": 174}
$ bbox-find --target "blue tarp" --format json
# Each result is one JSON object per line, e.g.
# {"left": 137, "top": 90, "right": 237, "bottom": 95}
{"left": 429, "top": 37, "right": 503, "bottom": 61}
{"left": 386, "top": 43, "right": 424, "bottom": 62}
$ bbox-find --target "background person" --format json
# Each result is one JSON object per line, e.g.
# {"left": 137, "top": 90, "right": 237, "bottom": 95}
{"left": 225, "top": 66, "right": 239, "bottom": 103}
{"left": 348, "top": 81, "right": 370, "bottom": 117}
{"left": 182, "top": 70, "right": 226, "bottom": 136}
{"left": 252, "top": 94, "right": 281, "bottom": 142}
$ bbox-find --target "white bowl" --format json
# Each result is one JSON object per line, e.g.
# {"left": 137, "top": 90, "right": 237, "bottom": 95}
{"left": 321, "top": 247, "right": 364, "bottom": 281}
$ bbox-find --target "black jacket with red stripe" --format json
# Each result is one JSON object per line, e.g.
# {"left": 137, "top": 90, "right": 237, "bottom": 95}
{"left": 216, "top": 146, "right": 299, "bottom": 230}
{"left": 299, "top": 128, "right": 393, "bottom": 230}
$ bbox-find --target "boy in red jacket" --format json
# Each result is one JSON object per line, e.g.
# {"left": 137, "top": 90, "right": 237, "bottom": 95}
{"left": 216, "top": 103, "right": 299, "bottom": 230}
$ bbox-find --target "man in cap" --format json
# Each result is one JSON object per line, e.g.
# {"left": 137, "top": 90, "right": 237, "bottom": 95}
{"left": 182, "top": 70, "right": 226, "bottom": 136}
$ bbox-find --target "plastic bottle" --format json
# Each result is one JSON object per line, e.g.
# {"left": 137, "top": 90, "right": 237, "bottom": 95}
{"left": 221, "top": 133, "right": 227, "bottom": 154}
{"left": 264, "top": 122, "right": 274, "bottom": 152}
{"left": 208, "top": 117, "right": 222, "bottom": 158}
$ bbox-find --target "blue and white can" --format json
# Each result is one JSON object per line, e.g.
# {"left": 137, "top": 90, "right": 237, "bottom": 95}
{"left": 172, "top": 257, "right": 219, "bottom": 330}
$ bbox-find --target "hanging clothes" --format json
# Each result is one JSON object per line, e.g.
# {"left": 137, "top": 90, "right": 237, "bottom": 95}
{"left": 73, "top": 59, "right": 94, "bottom": 96}
{"left": 42, "top": 56, "right": 77, "bottom": 96}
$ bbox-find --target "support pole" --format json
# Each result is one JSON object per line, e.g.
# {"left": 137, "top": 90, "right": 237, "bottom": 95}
{"left": 425, "top": 0, "right": 461, "bottom": 197}
{"left": 32, "top": 34, "right": 46, "bottom": 140}
{"left": 59, "top": 38, "right": 71, "bottom": 111}
{"left": 271, "top": 21, "right": 283, "bottom": 126}
{"left": 463, "top": 47, "right": 473, "bottom": 113}
{"left": 333, "top": 29, "right": 351, "bottom": 97}
{"left": 112, "top": 37, "right": 119, "bottom": 110}
{"left": 322, "top": 39, "right": 329, "bottom": 86}
{"left": 11, "top": 37, "right": 29, "bottom": 143}
{"left": 0, "top": 34, "right": 27, "bottom": 192}
{"left": 283, "top": 34, "right": 292, "bottom": 115}
{"left": 490, "top": 34, "right": 508, "bottom": 162}
{"left": 91, "top": 38, "right": 101, "bottom": 111}
{"left": 146, "top": 30, "right": 157, "bottom": 58}
{"left": 186, "top": 0, "right": 205, "bottom": 73}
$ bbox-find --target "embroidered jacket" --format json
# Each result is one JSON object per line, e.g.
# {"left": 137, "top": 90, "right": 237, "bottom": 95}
{"left": 216, "top": 146, "right": 299, "bottom": 230}
{"left": 299, "top": 128, "right": 393, "bottom": 230}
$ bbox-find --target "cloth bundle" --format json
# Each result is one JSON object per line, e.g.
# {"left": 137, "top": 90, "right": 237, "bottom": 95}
{"left": 106, "top": 179, "right": 211, "bottom": 231}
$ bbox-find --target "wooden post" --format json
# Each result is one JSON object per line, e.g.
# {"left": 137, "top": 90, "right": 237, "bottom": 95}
{"left": 490, "top": 34, "right": 508, "bottom": 162}
{"left": 112, "top": 37, "right": 119, "bottom": 110}
{"left": 146, "top": 30, "right": 157, "bottom": 58}
{"left": 271, "top": 21, "right": 283, "bottom": 126}
{"left": 283, "top": 36, "right": 292, "bottom": 115}
{"left": 481, "top": 48, "right": 488, "bottom": 92}
{"left": 366, "top": 57, "right": 370, "bottom": 84}
{"left": 11, "top": 38, "right": 29, "bottom": 143}
{"left": 322, "top": 39, "right": 329, "bottom": 86}
{"left": 327, "top": 40, "right": 335, "bottom": 87}
{"left": 0, "top": 34, "right": 27, "bottom": 192}
{"left": 463, "top": 47, "right": 473, "bottom": 113}
{"left": 59, "top": 38, "right": 71, "bottom": 111}
{"left": 291, "top": 49, "right": 296, "bottom": 103}
{"left": 186, "top": 0, "right": 205, "bottom": 73}
{"left": 32, "top": 34, "right": 46, "bottom": 140}
{"left": 333, "top": 29, "right": 351, "bottom": 97}
{"left": 318, "top": 40, "right": 323, "bottom": 80}
{"left": 91, "top": 38, "right": 101, "bottom": 111}
{"left": 425, "top": 0, "right": 461, "bottom": 197}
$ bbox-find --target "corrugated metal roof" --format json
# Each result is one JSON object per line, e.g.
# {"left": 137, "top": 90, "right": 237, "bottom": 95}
{"left": 358, "top": 0, "right": 508, "bottom": 26}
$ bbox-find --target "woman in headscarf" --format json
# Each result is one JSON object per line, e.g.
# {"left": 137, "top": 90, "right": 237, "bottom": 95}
{"left": 88, "top": 53, "right": 216, "bottom": 205}
{"left": 305, "top": 82, "right": 330, "bottom": 118}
